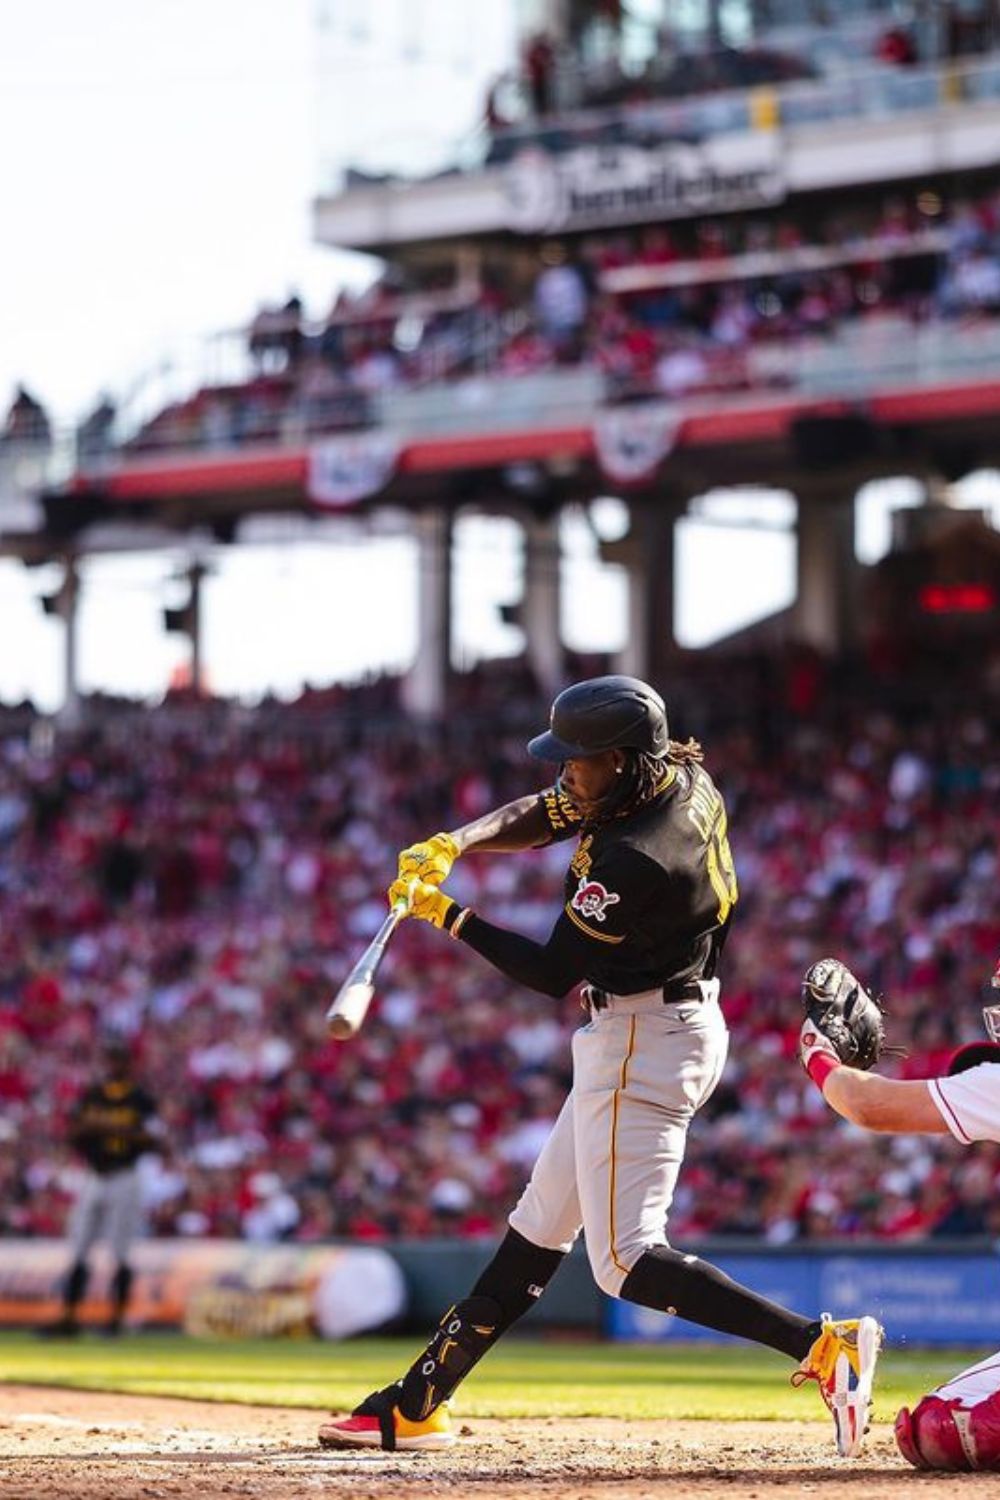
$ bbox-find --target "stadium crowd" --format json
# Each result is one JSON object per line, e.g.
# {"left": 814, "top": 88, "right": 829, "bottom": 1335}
{"left": 484, "top": 2, "right": 999, "bottom": 129}
{"left": 0, "top": 650, "right": 996, "bottom": 1247}
{"left": 109, "top": 181, "right": 1000, "bottom": 454}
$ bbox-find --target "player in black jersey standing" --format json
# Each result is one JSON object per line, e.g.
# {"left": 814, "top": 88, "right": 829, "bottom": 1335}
{"left": 319, "top": 677, "right": 881, "bottom": 1458}
{"left": 43, "top": 1037, "right": 161, "bottom": 1337}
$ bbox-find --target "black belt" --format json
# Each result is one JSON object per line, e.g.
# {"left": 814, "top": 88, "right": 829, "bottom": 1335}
{"left": 585, "top": 979, "right": 705, "bottom": 1013}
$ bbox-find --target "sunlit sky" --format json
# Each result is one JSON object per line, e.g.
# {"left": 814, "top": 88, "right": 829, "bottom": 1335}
{"left": 0, "top": 1, "right": 997, "bottom": 712}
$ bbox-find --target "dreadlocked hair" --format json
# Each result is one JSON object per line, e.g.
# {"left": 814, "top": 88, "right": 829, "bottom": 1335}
{"left": 569, "top": 739, "right": 707, "bottom": 831}
{"left": 629, "top": 740, "right": 702, "bottom": 805}
{"left": 666, "top": 737, "right": 704, "bottom": 766}
{"left": 632, "top": 749, "right": 670, "bottom": 804}
{"left": 580, "top": 747, "right": 680, "bottom": 830}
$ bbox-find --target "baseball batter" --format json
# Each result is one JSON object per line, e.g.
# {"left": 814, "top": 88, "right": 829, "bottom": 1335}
{"left": 43, "top": 1037, "right": 160, "bottom": 1337}
{"left": 320, "top": 676, "right": 881, "bottom": 1458}
{"left": 801, "top": 956, "right": 1000, "bottom": 1471}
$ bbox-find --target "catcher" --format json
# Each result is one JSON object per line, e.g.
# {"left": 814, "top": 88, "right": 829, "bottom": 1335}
{"left": 800, "top": 955, "right": 1000, "bottom": 1471}
{"left": 320, "top": 676, "right": 882, "bottom": 1458}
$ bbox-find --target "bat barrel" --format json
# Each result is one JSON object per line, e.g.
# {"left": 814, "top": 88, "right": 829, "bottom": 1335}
{"left": 324, "top": 902, "right": 408, "bottom": 1039}
{"left": 326, "top": 982, "right": 375, "bottom": 1039}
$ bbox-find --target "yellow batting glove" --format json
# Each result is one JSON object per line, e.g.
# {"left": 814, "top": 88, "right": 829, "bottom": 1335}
{"left": 396, "top": 832, "right": 460, "bottom": 888}
{"left": 387, "top": 877, "right": 460, "bottom": 931}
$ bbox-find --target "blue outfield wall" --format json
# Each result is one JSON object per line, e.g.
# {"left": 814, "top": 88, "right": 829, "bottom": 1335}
{"left": 391, "top": 1239, "right": 1000, "bottom": 1344}
{"left": 607, "top": 1251, "right": 1000, "bottom": 1346}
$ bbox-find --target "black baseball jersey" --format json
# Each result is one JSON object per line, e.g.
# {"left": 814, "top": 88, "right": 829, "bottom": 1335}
{"left": 459, "top": 763, "right": 738, "bottom": 998}
{"left": 71, "top": 1080, "right": 156, "bottom": 1174}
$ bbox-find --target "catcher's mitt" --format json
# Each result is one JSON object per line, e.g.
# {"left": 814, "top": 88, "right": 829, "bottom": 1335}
{"left": 801, "top": 957, "right": 885, "bottom": 1071}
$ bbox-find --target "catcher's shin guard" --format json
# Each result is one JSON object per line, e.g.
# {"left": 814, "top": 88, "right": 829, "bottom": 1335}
{"left": 896, "top": 1397, "right": 974, "bottom": 1470}
{"left": 897, "top": 1392, "right": 1000, "bottom": 1472}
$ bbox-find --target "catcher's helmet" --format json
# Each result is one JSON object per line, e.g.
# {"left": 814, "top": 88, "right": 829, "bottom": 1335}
{"left": 947, "top": 1041, "right": 1000, "bottom": 1075}
{"left": 528, "top": 675, "right": 668, "bottom": 762}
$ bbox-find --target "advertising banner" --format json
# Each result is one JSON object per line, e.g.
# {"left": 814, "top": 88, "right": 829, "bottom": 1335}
{"left": 607, "top": 1252, "right": 1000, "bottom": 1346}
{"left": 505, "top": 135, "right": 784, "bottom": 235}
{"left": 0, "top": 1239, "right": 406, "bottom": 1338}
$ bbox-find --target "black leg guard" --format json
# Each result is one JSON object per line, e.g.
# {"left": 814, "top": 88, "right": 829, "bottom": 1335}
{"left": 468, "top": 1227, "right": 565, "bottom": 1314}
{"left": 352, "top": 1388, "right": 400, "bottom": 1452}
{"left": 396, "top": 1294, "right": 503, "bottom": 1423}
{"left": 620, "top": 1246, "right": 820, "bottom": 1361}
{"left": 64, "top": 1260, "right": 89, "bottom": 1313}
{"left": 362, "top": 1229, "right": 564, "bottom": 1435}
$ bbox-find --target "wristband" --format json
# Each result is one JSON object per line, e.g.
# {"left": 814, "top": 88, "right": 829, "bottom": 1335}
{"left": 445, "top": 905, "right": 473, "bottom": 939}
{"left": 805, "top": 1051, "right": 841, "bottom": 1092}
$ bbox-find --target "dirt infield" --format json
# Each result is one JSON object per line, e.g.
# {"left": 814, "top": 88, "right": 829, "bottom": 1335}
{"left": 2, "top": 1384, "right": 998, "bottom": 1499}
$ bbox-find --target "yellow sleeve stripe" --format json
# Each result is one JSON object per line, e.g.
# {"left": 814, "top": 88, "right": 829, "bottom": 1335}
{"left": 564, "top": 904, "right": 626, "bottom": 944}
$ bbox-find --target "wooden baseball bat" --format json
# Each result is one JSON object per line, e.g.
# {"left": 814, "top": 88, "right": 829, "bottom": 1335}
{"left": 325, "top": 900, "right": 409, "bottom": 1040}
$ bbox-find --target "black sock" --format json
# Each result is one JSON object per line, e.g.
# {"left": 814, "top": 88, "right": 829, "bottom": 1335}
{"left": 110, "top": 1264, "right": 133, "bottom": 1323}
{"left": 64, "top": 1260, "right": 89, "bottom": 1315}
{"left": 620, "top": 1246, "right": 821, "bottom": 1361}
{"left": 391, "top": 1229, "right": 564, "bottom": 1422}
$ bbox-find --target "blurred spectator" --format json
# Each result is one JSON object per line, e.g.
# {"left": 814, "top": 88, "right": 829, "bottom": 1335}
{"left": 523, "top": 32, "right": 556, "bottom": 116}
{"left": 117, "top": 182, "right": 1000, "bottom": 455}
{"left": 3, "top": 384, "right": 51, "bottom": 447}
{"left": 248, "top": 295, "right": 303, "bottom": 373}
{"left": 0, "top": 651, "right": 996, "bottom": 1246}
{"left": 948, "top": 1, "right": 996, "bottom": 58}
{"left": 533, "top": 245, "right": 591, "bottom": 358}
{"left": 876, "top": 26, "right": 918, "bottom": 66}
{"left": 76, "top": 394, "right": 117, "bottom": 464}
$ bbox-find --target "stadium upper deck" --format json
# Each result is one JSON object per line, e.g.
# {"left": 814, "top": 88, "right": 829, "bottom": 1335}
{"left": 4, "top": 2, "right": 1000, "bottom": 715}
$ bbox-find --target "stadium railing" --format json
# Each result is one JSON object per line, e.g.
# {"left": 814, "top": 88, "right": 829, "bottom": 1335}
{"left": 394, "top": 52, "right": 1000, "bottom": 182}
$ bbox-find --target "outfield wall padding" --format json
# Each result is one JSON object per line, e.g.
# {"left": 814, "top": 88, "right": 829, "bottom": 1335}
{"left": 2, "top": 1238, "right": 996, "bottom": 1342}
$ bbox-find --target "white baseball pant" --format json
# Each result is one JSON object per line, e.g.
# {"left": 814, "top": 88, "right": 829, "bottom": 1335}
{"left": 69, "top": 1166, "right": 144, "bottom": 1263}
{"left": 509, "top": 981, "right": 728, "bottom": 1295}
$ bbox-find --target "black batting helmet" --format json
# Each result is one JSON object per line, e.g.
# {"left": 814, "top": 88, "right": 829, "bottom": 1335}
{"left": 528, "top": 675, "right": 669, "bottom": 762}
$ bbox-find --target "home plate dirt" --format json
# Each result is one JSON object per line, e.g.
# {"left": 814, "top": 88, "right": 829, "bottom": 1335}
{"left": 1, "top": 1385, "right": 996, "bottom": 1498}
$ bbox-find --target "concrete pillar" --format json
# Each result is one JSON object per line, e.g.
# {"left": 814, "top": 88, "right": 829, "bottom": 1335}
{"left": 522, "top": 512, "right": 563, "bottom": 696}
{"left": 604, "top": 499, "right": 678, "bottom": 684}
{"left": 615, "top": 547, "right": 652, "bottom": 682}
{"left": 792, "top": 486, "right": 858, "bottom": 654}
{"left": 187, "top": 561, "right": 206, "bottom": 696}
{"left": 402, "top": 508, "right": 452, "bottom": 721}
{"left": 605, "top": 522, "right": 651, "bottom": 681}
{"left": 56, "top": 557, "right": 82, "bottom": 728}
{"left": 645, "top": 500, "right": 678, "bottom": 683}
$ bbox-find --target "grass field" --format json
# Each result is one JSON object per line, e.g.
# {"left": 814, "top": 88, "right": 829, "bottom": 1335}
{"left": 0, "top": 1331, "right": 980, "bottom": 1421}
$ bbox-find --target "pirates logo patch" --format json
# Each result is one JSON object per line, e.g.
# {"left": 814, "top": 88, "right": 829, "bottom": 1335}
{"left": 571, "top": 878, "right": 621, "bottom": 923}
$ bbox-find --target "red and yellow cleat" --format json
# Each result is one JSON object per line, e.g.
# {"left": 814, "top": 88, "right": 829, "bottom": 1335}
{"left": 318, "top": 1400, "right": 455, "bottom": 1452}
{"left": 792, "top": 1314, "right": 883, "bottom": 1458}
